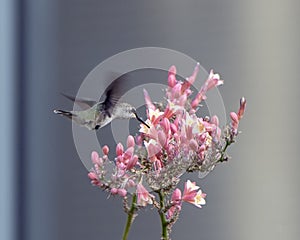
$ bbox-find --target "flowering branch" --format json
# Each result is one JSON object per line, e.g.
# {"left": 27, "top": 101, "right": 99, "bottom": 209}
{"left": 87, "top": 64, "right": 246, "bottom": 240}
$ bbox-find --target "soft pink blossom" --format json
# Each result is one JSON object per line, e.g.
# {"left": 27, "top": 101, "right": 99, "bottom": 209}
{"left": 117, "top": 188, "right": 127, "bottom": 197}
{"left": 136, "top": 183, "right": 153, "bottom": 207}
{"left": 91, "top": 151, "right": 103, "bottom": 165}
{"left": 189, "top": 139, "right": 199, "bottom": 152}
{"left": 127, "top": 135, "right": 135, "bottom": 148}
{"left": 143, "top": 89, "right": 156, "bottom": 110}
{"left": 88, "top": 172, "right": 101, "bottom": 186}
{"left": 110, "top": 188, "right": 118, "bottom": 195}
{"left": 181, "top": 62, "right": 199, "bottom": 94}
{"left": 168, "top": 65, "right": 177, "bottom": 88}
{"left": 157, "top": 130, "right": 167, "bottom": 147}
{"left": 126, "top": 155, "right": 138, "bottom": 170}
{"left": 191, "top": 69, "right": 223, "bottom": 108}
{"left": 161, "top": 117, "right": 170, "bottom": 135}
{"left": 116, "top": 143, "right": 124, "bottom": 156}
{"left": 182, "top": 180, "right": 206, "bottom": 208}
{"left": 171, "top": 188, "right": 182, "bottom": 205}
{"left": 238, "top": 97, "right": 246, "bottom": 120}
{"left": 102, "top": 145, "right": 109, "bottom": 155}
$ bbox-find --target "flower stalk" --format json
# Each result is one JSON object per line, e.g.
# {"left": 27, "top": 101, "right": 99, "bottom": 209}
{"left": 122, "top": 194, "right": 137, "bottom": 240}
{"left": 158, "top": 190, "right": 169, "bottom": 240}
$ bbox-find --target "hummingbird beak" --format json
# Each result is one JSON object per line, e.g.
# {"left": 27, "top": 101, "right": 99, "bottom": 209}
{"left": 134, "top": 112, "right": 150, "bottom": 128}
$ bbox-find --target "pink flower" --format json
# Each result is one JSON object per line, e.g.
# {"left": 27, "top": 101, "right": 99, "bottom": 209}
{"left": 166, "top": 188, "right": 182, "bottom": 219}
{"left": 168, "top": 65, "right": 177, "bottom": 88}
{"left": 181, "top": 62, "right": 199, "bottom": 94}
{"left": 127, "top": 135, "right": 135, "bottom": 148}
{"left": 230, "top": 97, "right": 246, "bottom": 133}
{"left": 191, "top": 69, "right": 223, "bottom": 108}
{"left": 143, "top": 89, "right": 156, "bottom": 110}
{"left": 160, "top": 117, "right": 170, "bottom": 135}
{"left": 182, "top": 180, "right": 206, "bottom": 208}
{"left": 157, "top": 130, "right": 167, "bottom": 147}
{"left": 238, "top": 97, "right": 246, "bottom": 120}
{"left": 116, "top": 143, "right": 124, "bottom": 156}
{"left": 136, "top": 183, "right": 154, "bottom": 206}
{"left": 88, "top": 171, "right": 101, "bottom": 186}
{"left": 126, "top": 155, "right": 138, "bottom": 170}
{"left": 144, "top": 139, "right": 161, "bottom": 159}
{"left": 189, "top": 139, "right": 199, "bottom": 152}
{"left": 117, "top": 188, "right": 127, "bottom": 197}
{"left": 171, "top": 188, "right": 182, "bottom": 205}
{"left": 91, "top": 151, "right": 100, "bottom": 164}
{"left": 102, "top": 145, "right": 109, "bottom": 155}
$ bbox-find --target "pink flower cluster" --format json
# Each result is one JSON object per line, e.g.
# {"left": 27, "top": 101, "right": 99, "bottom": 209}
{"left": 88, "top": 64, "right": 246, "bottom": 214}
{"left": 167, "top": 180, "right": 206, "bottom": 219}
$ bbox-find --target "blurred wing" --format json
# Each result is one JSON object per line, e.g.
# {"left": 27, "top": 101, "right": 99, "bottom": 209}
{"left": 61, "top": 93, "right": 97, "bottom": 110}
{"left": 103, "top": 73, "right": 128, "bottom": 117}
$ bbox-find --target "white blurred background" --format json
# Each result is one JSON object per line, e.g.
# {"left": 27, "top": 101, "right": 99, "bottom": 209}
{"left": 1, "top": 0, "right": 300, "bottom": 240}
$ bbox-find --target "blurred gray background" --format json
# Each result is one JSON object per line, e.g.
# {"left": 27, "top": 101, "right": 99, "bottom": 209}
{"left": 1, "top": 0, "right": 300, "bottom": 240}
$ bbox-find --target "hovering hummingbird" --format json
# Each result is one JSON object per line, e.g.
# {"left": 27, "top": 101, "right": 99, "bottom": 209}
{"left": 54, "top": 74, "right": 150, "bottom": 130}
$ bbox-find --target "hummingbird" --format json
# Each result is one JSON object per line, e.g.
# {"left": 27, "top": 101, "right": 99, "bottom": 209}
{"left": 54, "top": 74, "right": 150, "bottom": 130}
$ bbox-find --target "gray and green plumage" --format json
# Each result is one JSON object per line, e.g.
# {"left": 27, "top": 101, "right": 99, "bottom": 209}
{"left": 54, "top": 75, "right": 149, "bottom": 130}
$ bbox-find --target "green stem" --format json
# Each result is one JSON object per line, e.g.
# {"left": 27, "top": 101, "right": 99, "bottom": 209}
{"left": 122, "top": 194, "right": 137, "bottom": 240}
{"left": 158, "top": 190, "right": 169, "bottom": 240}
{"left": 218, "top": 139, "right": 232, "bottom": 163}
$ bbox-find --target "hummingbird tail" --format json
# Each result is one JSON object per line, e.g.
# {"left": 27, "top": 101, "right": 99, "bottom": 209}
{"left": 53, "top": 109, "right": 75, "bottom": 119}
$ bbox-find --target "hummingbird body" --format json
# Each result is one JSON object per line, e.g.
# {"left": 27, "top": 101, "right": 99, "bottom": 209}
{"left": 54, "top": 102, "right": 138, "bottom": 130}
{"left": 54, "top": 75, "right": 149, "bottom": 130}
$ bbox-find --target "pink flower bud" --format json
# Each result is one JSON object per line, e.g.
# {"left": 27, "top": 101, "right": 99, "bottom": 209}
{"left": 118, "top": 188, "right": 127, "bottom": 197}
{"left": 191, "top": 92, "right": 205, "bottom": 108}
{"left": 124, "top": 146, "right": 134, "bottom": 160}
{"left": 171, "top": 188, "right": 182, "bottom": 205}
{"left": 206, "top": 69, "right": 224, "bottom": 90}
{"left": 157, "top": 130, "right": 167, "bottom": 147}
{"left": 170, "top": 123, "right": 178, "bottom": 133}
{"left": 172, "top": 83, "right": 182, "bottom": 98}
{"left": 135, "top": 135, "right": 143, "bottom": 146}
{"left": 168, "top": 65, "right": 177, "bottom": 76}
{"left": 181, "top": 63, "right": 199, "bottom": 93}
{"left": 168, "top": 74, "right": 176, "bottom": 88}
{"left": 116, "top": 143, "right": 124, "bottom": 156}
{"left": 127, "top": 135, "right": 135, "bottom": 148}
{"left": 91, "top": 151, "right": 100, "bottom": 165}
{"left": 111, "top": 188, "right": 118, "bottom": 195}
{"left": 126, "top": 155, "right": 138, "bottom": 170}
{"left": 127, "top": 179, "right": 136, "bottom": 188}
{"left": 179, "top": 94, "right": 187, "bottom": 106}
{"left": 199, "top": 133, "right": 207, "bottom": 142}
{"left": 145, "top": 142, "right": 160, "bottom": 158}
{"left": 199, "top": 144, "right": 206, "bottom": 152}
{"left": 230, "top": 112, "right": 239, "bottom": 124}
{"left": 189, "top": 139, "right": 199, "bottom": 151}
{"left": 102, "top": 145, "right": 109, "bottom": 155}
{"left": 88, "top": 172, "right": 98, "bottom": 181}
{"left": 161, "top": 118, "right": 170, "bottom": 134}
{"left": 143, "top": 89, "right": 156, "bottom": 110}
{"left": 211, "top": 115, "right": 219, "bottom": 126}
{"left": 199, "top": 144, "right": 206, "bottom": 159}
{"left": 238, "top": 97, "right": 246, "bottom": 120}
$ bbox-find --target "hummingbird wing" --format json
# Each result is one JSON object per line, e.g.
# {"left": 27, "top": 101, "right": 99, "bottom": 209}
{"left": 102, "top": 73, "right": 127, "bottom": 117}
{"left": 61, "top": 93, "right": 97, "bottom": 110}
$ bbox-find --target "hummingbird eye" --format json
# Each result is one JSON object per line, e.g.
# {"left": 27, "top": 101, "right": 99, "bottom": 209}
{"left": 95, "top": 125, "right": 100, "bottom": 130}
